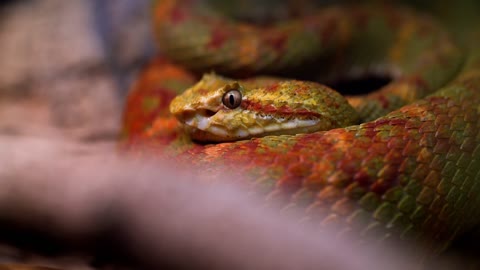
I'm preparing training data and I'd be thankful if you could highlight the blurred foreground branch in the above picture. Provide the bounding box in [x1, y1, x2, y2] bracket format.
[0, 135, 424, 270]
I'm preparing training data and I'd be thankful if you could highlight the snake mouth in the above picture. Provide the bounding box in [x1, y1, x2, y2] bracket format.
[175, 109, 216, 133]
[175, 109, 216, 127]
[176, 109, 231, 142]
[184, 116, 323, 142]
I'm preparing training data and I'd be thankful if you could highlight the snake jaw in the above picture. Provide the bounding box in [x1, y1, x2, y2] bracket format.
[178, 109, 248, 141]
[178, 106, 327, 142]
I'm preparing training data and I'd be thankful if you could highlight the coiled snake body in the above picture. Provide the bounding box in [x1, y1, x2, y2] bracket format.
[123, 0, 480, 257]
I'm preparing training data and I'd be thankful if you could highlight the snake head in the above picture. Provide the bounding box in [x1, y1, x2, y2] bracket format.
[170, 73, 358, 142]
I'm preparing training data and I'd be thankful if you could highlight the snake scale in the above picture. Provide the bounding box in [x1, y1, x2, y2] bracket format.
[122, 0, 480, 259]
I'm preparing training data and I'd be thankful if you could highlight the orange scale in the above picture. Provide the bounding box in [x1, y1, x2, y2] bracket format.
[275, 176, 305, 198]
[352, 136, 373, 149]
[401, 140, 421, 157]
[377, 163, 401, 181]
[429, 155, 447, 172]
[416, 148, 434, 165]
[303, 172, 329, 189]
[367, 142, 389, 155]
[382, 150, 404, 166]
[463, 109, 478, 122]
[419, 133, 435, 148]
[369, 178, 396, 196]
[404, 119, 422, 129]
[460, 137, 477, 151]
[432, 138, 452, 154]
[385, 136, 405, 149]
[287, 162, 314, 179]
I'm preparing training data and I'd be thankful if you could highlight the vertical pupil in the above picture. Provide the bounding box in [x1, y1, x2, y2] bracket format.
[229, 94, 235, 105]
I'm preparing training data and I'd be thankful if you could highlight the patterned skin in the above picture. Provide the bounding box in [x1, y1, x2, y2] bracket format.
[122, 0, 480, 259]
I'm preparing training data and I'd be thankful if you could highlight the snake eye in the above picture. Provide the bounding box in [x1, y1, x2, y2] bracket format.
[222, 89, 242, 109]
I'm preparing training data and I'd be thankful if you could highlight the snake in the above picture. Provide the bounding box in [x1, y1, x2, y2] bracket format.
[122, 0, 480, 260]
